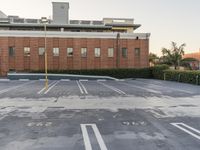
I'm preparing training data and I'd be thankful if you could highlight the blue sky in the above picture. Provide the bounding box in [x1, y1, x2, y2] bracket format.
[1, 0, 200, 55]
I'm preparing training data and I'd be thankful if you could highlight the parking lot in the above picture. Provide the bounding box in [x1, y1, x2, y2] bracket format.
[0, 79, 200, 150]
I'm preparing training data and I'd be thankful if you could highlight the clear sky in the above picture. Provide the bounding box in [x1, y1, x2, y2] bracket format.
[1, 0, 200, 55]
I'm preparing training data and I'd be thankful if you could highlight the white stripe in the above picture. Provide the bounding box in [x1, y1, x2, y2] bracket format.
[0, 81, 35, 94]
[135, 80, 194, 94]
[80, 124, 92, 150]
[81, 124, 108, 150]
[97, 79, 106, 82]
[39, 79, 46, 81]
[37, 81, 56, 94]
[91, 124, 108, 150]
[79, 79, 88, 82]
[44, 81, 60, 94]
[122, 82, 161, 94]
[79, 81, 88, 94]
[76, 81, 84, 94]
[61, 79, 70, 81]
[0, 79, 10, 81]
[19, 79, 30, 81]
[171, 123, 200, 140]
[98, 81, 126, 95]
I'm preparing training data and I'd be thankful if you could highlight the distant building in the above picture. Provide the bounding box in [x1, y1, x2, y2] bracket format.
[0, 2, 150, 76]
[183, 50, 200, 70]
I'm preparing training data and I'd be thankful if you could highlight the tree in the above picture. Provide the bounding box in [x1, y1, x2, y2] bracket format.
[149, 53, 159, 66]
[162, 42, 186, 69]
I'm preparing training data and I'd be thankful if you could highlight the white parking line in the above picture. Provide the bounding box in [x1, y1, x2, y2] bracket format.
[98, 81, 126, 95]
[134, 80, 194, 94]
[76, 81, 84, 94]
[97, 79, 106, 82]
[61, 79, 70, 81]
[37, 81, 56, 94]
[81, 124, 108, 150]
[79, 79, 88, 82]
[79, 81, 88, 94]
[171, 123, 200, 140]
[0, 81, 35, 95]
[19, 79, 30, 81]
[44, 81, 60, 94]
[121, 82, 161, 94]
[0, 79, 10, 82]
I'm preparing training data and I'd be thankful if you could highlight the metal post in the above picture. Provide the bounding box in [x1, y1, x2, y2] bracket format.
[41, 17, 48, 90]
[44, 23, 48, 90]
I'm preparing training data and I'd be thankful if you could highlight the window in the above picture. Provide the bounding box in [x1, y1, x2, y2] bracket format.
[24, 47, 30, 56]
[94, 48, 100, 57]
[108, 48, 114, 57]
[81, 48, 87, 57]
[53, 48, 59, 56]
[67, 48, 73, 57]
[9, 47, 15, 56]
[39, 47, 45, 56]
[135, 48, 140, 57]
[122, 48, 127, 58]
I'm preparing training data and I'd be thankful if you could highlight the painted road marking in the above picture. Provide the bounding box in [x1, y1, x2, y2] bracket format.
[0, 79, 10, 82]
[121, 82, 161, 94]
[44, 81, 60, 94]
[79, 79, 89, 82]
[134, 80, 194, 94]
[61, 79, 70, 81]
[171, 123, 200, 140]
[37, 81, 57, 94]
[0, 81, 35, 95]
[97, 79, 106, 82]
[79, 81, 88, 94]
[81, 124, 108, 150]
[19, 79, 30, 81]
[77, 81, 84, 94]
[97, 81, 126, 95]
[76, 81, 88, 94]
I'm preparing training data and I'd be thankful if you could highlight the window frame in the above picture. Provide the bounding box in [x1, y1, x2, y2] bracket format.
[38, 47, 45, 56]
[9, 46, 15, 56]
[53, 47, 59, 56]
[122, 47, 127, 58]
[67, 47, 73, 57]
[135, 48, 140, 57]
[94, 48, 101, 57]
[24, 47, 30, 57]
[108, 48, 114, 57]
[81, 48, 87, 57]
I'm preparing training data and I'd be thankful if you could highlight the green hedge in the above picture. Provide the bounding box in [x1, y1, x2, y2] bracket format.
[31, 65, 170, 79]
[32, 68, 152, 79]
[151, 65, 169, 80]
[164, 70, 200, 85]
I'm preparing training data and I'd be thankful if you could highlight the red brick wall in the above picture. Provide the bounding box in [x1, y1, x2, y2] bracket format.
[0, 37, 149, 76]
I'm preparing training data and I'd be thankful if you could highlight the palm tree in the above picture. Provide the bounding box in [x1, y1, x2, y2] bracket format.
[149, 53, 159, 66]
[162, 42, 186, 69]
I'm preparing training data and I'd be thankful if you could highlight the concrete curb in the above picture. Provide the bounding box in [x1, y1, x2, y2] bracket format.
[7, 73, 118, 81]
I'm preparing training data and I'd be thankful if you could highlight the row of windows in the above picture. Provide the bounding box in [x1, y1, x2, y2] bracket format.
[9, 47, 140, 57]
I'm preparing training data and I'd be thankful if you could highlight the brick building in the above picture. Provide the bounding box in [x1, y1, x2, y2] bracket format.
[183, 50, 200, 70]
[0, 2, 150, 76]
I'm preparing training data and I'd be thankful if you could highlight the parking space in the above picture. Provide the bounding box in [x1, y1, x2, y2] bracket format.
[0, 79, 200, 149]
[0, 108, 200, 150]
[0, 79, 199, 99]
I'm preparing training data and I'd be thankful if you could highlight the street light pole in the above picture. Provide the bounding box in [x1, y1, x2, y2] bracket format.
[41, 17, 48, 90]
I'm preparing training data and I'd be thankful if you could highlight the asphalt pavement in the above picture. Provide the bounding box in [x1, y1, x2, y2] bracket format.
[0, 79, 200, 150]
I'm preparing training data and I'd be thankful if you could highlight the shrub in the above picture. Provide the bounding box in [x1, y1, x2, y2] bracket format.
[151, 64, 169, 80]
[164, 70, 200, 85]
[31, 68, 152, 79]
